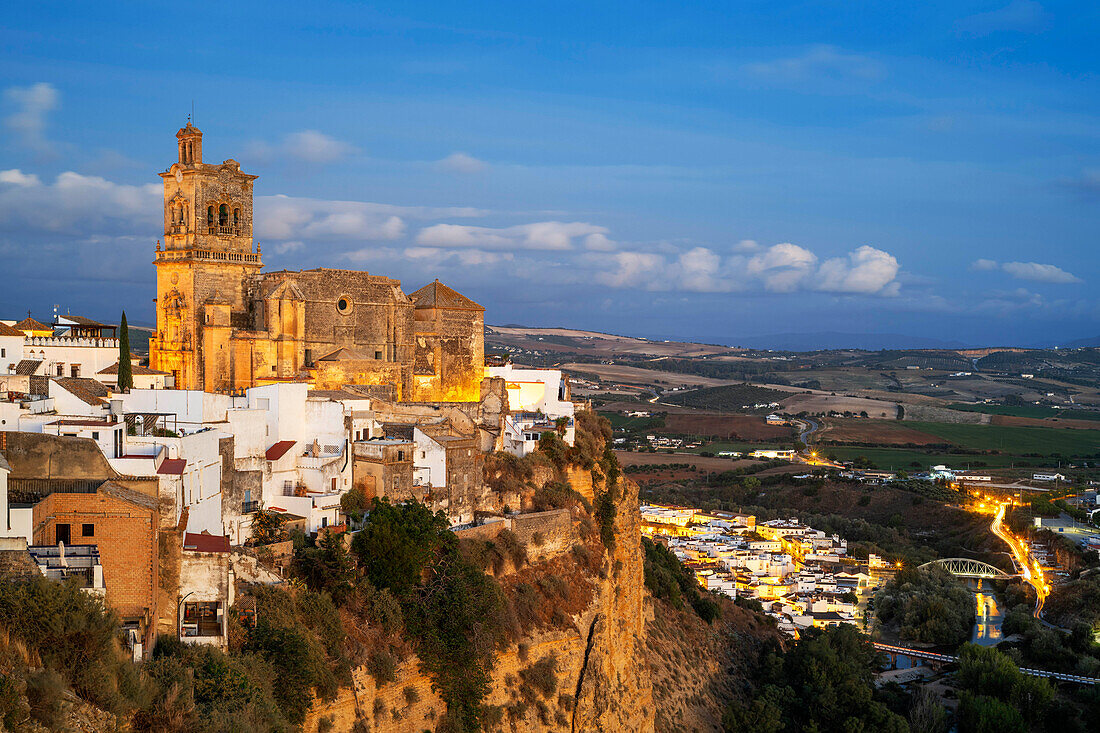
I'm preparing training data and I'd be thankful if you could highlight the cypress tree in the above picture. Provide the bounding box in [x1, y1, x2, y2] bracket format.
[118, 311, 133, 391]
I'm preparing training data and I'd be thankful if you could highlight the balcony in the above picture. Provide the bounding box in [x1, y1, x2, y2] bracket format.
[208, 225, 241, 236]
[242, 500, 260, 514]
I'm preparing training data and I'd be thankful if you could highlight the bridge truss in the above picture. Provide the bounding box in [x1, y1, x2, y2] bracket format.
[918, 558, 1015, 579]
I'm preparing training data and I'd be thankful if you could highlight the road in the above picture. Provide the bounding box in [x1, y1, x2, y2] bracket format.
[989, 502, 1048, 617]
[792, 418, 845, 468]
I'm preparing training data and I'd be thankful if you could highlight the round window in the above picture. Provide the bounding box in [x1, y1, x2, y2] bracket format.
[337, 297, 351, 315]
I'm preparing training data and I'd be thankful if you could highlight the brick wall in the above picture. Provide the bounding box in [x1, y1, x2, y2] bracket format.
[32, 492, 158, 625]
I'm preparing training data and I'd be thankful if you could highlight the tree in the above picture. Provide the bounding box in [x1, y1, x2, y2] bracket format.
[117, 311, 133, 391]
[725, 625, 908, 732]
[250, 509, 287, 546]
[957, 693, 1025, 733]
[351, 498, 448, 598]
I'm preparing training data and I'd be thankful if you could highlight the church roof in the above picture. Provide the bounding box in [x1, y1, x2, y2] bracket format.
[14, 317, 51, 333]
[176, 122, 202, 138]
[409, 280, 484, 312]
[317, 347, 370, 362]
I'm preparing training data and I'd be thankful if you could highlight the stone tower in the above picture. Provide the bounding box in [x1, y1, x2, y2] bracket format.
[149, 121, 262, 392]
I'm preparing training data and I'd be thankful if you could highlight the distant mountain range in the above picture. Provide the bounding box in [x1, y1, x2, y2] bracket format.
[721, 331, 971, 351]
[1062, 335, 1100, 348]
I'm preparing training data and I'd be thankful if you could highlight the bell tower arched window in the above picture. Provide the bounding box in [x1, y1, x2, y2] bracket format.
[207, 206, 215, 226]
[218, 204, 229, 227]
[233, 208, 240, 227]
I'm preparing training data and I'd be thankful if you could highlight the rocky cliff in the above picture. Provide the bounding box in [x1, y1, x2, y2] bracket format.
[303, 462, 654, 732]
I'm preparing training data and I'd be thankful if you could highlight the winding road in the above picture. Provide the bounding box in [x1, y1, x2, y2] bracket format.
[989, 502, 1048, 617]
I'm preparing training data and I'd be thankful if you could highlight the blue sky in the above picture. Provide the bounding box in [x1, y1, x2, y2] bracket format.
[1, 0, 1099, 346]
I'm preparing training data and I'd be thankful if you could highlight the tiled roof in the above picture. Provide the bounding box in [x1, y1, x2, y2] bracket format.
[265, 440, 296, 461]
[183, 531, 230, 553]
[0, 322, 24, 337]
[52, 377, 110, 406]
[14, 317, 51, 332]
[59, 315, 108, 327]
[408, 279, 484, 311]
[317, 347, 369, 361]
[14, 359, 41, 376]
[157, 458, 187, 475]
[97, 361, 169, 376]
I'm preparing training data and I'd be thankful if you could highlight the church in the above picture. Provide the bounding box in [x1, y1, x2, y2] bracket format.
[149, 123, 485, 401]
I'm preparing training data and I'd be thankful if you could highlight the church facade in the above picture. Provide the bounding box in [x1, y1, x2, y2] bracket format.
[149, 123, 484, 401]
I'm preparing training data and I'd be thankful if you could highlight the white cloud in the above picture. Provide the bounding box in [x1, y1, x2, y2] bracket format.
[247, 130, 358, 165]
[742, 45, 885, 86]
[404, 246, 511, 266]
[970, 258, 1000, 271]
[0, 170, 160, 234]
[815, 245, 900, 295]
[969, 258, 1082, 284]
[3, 82, 60, 156]
[255, 195, 484, 242]
[1001, 261, 1081, 284]
[598, 252, 666, 289]
[732, 239, 761, 252]
[437, 152, 487, 174]
[597, 241, 902, 296]
[956, 0, 1050, 36]
[0, 169, 40, 187]
[416, 221, 612, 251]
[746, 243, 818, 293]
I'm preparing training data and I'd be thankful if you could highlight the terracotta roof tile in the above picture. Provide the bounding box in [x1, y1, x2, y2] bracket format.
[52, 377, 110, 406]
[265, 440, 296, 461]
[14, 359, 41, 376]
[183, 531, 230, 553]
[0, 322, 24, 337]
[97, 361, 169, 376]
[14, 317, 51, 332]
[157, 458, 187, 475]
[409, 279, 484, 311]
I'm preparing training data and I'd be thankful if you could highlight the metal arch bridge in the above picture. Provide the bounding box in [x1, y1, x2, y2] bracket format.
[918, 558, 1015, 579]
[874, 644, 1100, 685]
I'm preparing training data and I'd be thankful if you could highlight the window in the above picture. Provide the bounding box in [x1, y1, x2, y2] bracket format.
[374, 350, 383, 360]
[55, 524, 71, 545]
[218, 204, 229, 226]
[82, 523, 94, 537]
[322, 516, 329, 528]
[207, 206, 214, 225]
[336, 297, 352, 315]
[397, 450, 404, 461]
[91, 431, 99, 440]
[331, 477, 338, 492]
[233, 208, 240, 226]
[1, 348, 4, 358]
[56, 364, 64, 376]
[182, 601, 222, 637]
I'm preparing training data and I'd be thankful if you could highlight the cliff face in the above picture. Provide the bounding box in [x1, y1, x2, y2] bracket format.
[303, 474, 654, 733]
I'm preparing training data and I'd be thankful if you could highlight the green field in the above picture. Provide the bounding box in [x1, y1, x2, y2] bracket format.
[600, 411, 666, 432]
[948, 403, 1100, 422]
[906, 421, 1100, 457]
[822, 446, 1050, 470]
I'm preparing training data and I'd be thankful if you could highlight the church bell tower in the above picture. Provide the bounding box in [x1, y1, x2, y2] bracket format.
[149, 121, 262, 392]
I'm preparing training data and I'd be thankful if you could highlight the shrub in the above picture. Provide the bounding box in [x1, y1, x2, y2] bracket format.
[366, 648, 397, 685]
[352, 498, 449, 598]
[520, 655, 558, 699]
